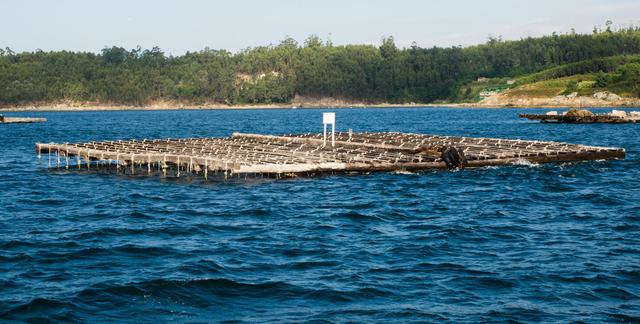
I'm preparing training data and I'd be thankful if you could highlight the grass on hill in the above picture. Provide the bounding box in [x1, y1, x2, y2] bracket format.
[456, 55, 640, 101]
[514, 55, 640, 85]
[456, 78, 515, 102]
[506, 74, 596, 97]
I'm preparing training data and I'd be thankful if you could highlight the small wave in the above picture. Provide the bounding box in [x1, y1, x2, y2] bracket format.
[445, 276, 516, 290]
[114, 244, 177, 257]
[392, 170, 416, 175]
[177, 259, 228, 276]
[108, 278, 294, 296]
[15, 198, 67, 206]
[31, 245, 180, 264]
[71, 226, 207, 240]
[0, 253, 34, 263]
[238, 207, 273, 217]
[607, 313, 640, 322]
[333, 211, 384, 222]
[612, 223, 640, 232]
[417, 262, 495, 276]
[480, 306, 551, 323]
[403, 224, 442, 231]
[510, 159, 540, 167]
[615, 269, 640, 280]
[0, 240, 38, 249]
[73, 278, 355, 305]
[593, 287, 638, 301]
[70, 227, 147, 240]
[1, 298, 78, 322]
[128, 210, 153, 219]
[545, 273, 612, 284]
[287, 260, 339, 270]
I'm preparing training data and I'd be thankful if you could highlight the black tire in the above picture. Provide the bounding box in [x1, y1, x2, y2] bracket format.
[441, 146, 467, 169]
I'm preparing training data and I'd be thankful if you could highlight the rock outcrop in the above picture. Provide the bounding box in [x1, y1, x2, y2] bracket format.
[593, 91, 622, 101]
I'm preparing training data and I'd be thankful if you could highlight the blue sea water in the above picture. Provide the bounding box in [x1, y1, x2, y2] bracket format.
[0, 107, 639, 323]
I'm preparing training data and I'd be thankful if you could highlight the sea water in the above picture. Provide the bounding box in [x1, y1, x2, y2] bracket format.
[1, 108, 639, 322]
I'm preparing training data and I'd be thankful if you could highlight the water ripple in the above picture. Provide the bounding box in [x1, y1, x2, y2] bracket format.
[1, 108, 639, 322]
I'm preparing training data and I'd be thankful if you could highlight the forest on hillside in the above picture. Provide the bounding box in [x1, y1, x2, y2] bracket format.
[1, 25, 640, 106]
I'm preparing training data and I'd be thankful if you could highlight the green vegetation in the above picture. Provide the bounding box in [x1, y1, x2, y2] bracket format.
[1, 26, 640, 106]
[506, 74, 596, 97]
[496, 59, 640, 98]
[612, 63, 640, 96]
[514, 55, 640, 85]
[455, 78, 514, 102]
[457, 54, 640, 100]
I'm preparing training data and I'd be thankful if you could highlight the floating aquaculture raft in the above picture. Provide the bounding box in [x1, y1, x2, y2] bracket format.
[0, 117, 47, 124]
[35, 132, 625, 177]
[519, 113, 640, 123]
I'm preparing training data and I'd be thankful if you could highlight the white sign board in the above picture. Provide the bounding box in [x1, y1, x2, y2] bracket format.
[322, 112, 336, 147]
[323, 112, 335, 124]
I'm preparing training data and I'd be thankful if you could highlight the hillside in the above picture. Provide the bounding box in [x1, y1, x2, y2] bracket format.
[1, 27, 640, 108]
[459, 55, 640, 107]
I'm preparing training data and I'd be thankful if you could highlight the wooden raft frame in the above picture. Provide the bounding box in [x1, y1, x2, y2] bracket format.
[520, 113, 640, 123]
[35, 132, 625, 177]
[0, 117, 47, 124]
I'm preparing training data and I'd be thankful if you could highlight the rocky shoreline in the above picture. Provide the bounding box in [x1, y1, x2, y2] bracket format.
[1, 93, 639, 112]
[475, 91, 640, 108]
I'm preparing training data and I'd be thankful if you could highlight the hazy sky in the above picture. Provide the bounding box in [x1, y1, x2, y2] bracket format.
[2, 0, 639, 54]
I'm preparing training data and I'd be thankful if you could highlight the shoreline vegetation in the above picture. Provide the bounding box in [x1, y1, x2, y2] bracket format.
[2, 94, 640, 112]
[2, 23, 640, 111]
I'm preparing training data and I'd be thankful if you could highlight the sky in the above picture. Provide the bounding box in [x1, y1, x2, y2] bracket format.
[1, 0, 639, 55]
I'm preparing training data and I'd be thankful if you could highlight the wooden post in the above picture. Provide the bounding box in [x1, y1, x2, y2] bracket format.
[323, 123, 327, 146]
[64, 144, 69, 170]
[332, 122, 335, 147]
[162, 154, 167, 176]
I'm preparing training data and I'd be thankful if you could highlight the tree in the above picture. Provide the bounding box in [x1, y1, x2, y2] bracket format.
[304, 35, 323, 49]
[606, 20, 613, 33]
[595, 71, 612, 87]
[379, 36, 398, 60]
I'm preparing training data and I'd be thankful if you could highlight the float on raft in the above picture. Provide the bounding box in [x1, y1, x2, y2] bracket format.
[520, 109, 640, 123]
[35, 132, 625, 178]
